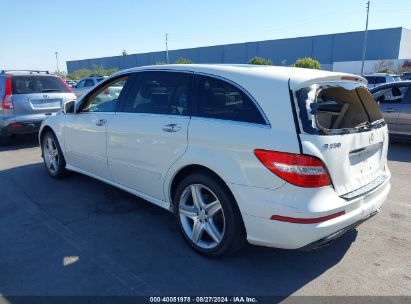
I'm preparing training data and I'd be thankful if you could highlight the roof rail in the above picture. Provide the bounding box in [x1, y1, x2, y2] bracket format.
[0, 70, 50, 74]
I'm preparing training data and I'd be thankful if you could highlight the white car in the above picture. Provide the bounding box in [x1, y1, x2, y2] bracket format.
[39, 65, 391, 256]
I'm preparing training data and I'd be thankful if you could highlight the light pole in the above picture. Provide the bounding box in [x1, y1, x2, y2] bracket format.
[55, 52, 60, 73]
[166, 33, 169, 64]
[360, 1, 370, 75]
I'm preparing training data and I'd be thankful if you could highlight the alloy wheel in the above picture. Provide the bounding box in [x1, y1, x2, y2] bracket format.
[179, 184, 225, 249]
[43, 137, 59, 174]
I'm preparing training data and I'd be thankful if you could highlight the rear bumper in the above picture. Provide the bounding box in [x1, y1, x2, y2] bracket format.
[230, 171, 391, 249]
[0, 118, 42, 135]
[300, 209, 378, 250]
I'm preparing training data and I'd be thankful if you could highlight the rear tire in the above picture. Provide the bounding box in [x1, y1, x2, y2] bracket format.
[174, 171, 246, 257]
[42, 131, 67, 178]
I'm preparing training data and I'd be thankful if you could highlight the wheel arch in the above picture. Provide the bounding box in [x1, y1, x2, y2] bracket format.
[169, 165, 244, 221]
[169, 163, 247, 246]
[39, 125, 55, 156]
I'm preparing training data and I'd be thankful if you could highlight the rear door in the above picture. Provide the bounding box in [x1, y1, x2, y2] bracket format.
[372, 85, 404, 133]
[292, 79, 389, 197]
[11, 75, 74, 119]
[107, 71, 192, 201]
[396, 86, 411, 136]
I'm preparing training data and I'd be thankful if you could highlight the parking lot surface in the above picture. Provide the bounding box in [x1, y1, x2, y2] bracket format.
[0, 135, 410, 297]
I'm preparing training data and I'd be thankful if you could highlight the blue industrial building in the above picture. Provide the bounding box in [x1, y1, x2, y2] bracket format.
[67, 27, 411, 74]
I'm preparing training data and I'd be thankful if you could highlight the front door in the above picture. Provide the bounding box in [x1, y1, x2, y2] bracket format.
[63, 76, 130, 180]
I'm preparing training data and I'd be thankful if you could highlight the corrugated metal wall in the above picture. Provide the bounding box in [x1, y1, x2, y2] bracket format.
[67, 27, 404, 73]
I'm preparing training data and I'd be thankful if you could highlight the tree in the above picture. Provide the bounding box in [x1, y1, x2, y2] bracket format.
[373, 60, 394, 74]
[67, 66, 118, 80]
[248, 56, 272, 65]
[399, 60, 411, 74]
[175, 57, 193, 64]
[54, 70, 67, 79]
[122, 49, 128, 56]
[292, 57, 321, 70]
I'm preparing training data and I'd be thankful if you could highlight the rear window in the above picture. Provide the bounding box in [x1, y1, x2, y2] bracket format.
[295, 83, 384, 135]
[11, 76, 69, 94]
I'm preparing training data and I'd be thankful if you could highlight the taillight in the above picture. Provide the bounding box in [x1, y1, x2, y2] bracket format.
[254, 149, 331, 188]
[59, 77, 74, 93]
[1, 77, 13, 109]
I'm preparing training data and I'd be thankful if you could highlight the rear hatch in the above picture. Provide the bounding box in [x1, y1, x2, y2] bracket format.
[291, 76, 389, 198]
[11, 75, 76, 117]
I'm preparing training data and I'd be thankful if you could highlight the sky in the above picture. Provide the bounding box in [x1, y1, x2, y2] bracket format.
[1, 0, 411, 72]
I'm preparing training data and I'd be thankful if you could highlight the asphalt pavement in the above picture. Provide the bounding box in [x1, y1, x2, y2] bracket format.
[0, 135, 410, 298]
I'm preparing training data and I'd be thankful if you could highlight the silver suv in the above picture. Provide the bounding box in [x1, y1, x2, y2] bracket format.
[0, 70, 77, 143]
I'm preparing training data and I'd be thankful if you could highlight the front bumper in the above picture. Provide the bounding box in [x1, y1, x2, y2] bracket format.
[230, 172, 391, 250]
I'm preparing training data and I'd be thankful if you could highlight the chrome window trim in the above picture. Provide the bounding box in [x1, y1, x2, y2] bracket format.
[190, 116, 271, 129]
[114, 112, 190, 119]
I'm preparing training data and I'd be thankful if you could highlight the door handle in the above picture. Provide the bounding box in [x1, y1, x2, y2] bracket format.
[162, 124, 181, 132]
[95, 119, 107, 126]
[385, 108, 396, 113]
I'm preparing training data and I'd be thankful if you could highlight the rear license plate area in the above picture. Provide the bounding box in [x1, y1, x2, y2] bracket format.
[350, 143, 382, 177]
[30, 98, 62, 109]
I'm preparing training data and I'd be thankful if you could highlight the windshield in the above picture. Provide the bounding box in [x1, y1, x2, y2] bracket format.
[295, 82, 384, 135]
[11, 76, 70, 94]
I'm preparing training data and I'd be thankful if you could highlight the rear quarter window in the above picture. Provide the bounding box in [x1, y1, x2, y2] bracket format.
[195, 75, 265, 124]
[11, 76, 69, 94]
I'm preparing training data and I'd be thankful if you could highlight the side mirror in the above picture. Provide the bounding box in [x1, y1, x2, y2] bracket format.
[63, 100, 76, 114]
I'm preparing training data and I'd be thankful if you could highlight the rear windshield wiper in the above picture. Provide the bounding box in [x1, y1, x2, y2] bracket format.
[42, 89, 63, 92]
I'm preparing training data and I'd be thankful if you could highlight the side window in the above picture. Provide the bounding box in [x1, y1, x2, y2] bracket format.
[76, 80, 85, 88]
[374, 86, 410, 104]
[196, 75, 265, 124]
[122, 71, 191, 116]
[85, 79, 95, 87]
[375, 77, 386, 84]
[80, 77, 128, 113]
[365, 77, 375, 84]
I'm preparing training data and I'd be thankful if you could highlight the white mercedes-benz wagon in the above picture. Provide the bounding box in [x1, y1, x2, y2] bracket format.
[39, 65, 391, 256]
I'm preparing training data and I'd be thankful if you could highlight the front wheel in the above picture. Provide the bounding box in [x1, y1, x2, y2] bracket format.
[174, 172, 245, 257]
[42, 131, 67, 178]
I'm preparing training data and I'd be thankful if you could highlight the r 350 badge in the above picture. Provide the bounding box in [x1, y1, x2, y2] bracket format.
[323, 143, 341, 150]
